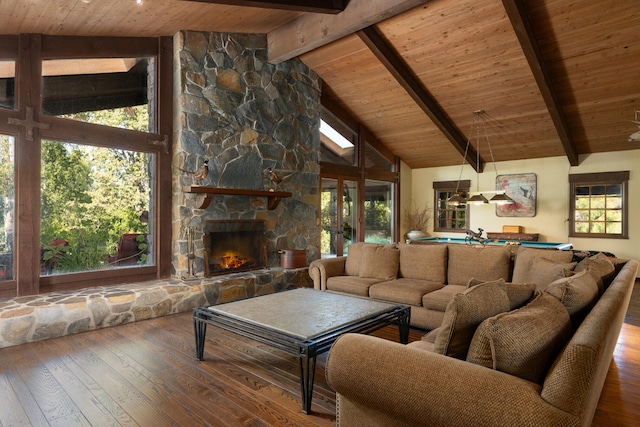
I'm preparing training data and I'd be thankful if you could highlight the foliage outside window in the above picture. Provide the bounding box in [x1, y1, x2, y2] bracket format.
[40, 139, 152, 275]
[0, 136, 14, 281]
[364, 179, 393, 244]
[433, 180, 470, 232]
[569, 172, 629, 238]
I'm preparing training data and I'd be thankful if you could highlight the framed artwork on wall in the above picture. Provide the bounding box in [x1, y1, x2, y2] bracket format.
[496, 173, 537, 217]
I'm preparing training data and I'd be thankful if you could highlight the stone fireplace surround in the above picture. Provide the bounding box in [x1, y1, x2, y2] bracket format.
[0, 30, 320, 347]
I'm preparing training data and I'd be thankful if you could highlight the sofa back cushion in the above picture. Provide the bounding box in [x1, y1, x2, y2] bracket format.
[512, 247, 574, 285]
[398, 243, 447, 283]
[574, 252, 616, 293]
[344, 242, 378, 276]
[433, 282, 511, 360]
[468, 278, 536, 311]
[447, 245, 512, 286]
[359, 245, 400, 280]
[545, 269, 599, 328]
[467, 292, 572, 384]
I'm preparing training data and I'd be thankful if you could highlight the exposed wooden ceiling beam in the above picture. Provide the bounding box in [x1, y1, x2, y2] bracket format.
[357, 25, 481, 172]
[181, 0, 349, 14]
[502, 0, 579, 166]
[267, 0, 431, 64]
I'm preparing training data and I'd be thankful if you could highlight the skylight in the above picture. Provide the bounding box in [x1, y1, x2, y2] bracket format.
[320, 119, 354, 148]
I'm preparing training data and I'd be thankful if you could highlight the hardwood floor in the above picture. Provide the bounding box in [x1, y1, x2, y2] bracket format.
[0, 282, 638, 426]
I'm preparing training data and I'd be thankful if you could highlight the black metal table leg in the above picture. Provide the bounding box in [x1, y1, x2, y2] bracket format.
[298, 342, 318, 414]
[398, 308, 410, 344]
[194, 311, 207, 361]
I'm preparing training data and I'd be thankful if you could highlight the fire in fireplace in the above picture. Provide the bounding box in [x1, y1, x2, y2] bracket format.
[203, 220, 267, 276]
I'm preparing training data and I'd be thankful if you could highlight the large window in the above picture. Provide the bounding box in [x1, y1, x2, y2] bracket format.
[0, 35, 172, 297]
[319, 99, 399, 256]
[433, 180, 470, 232]
[569, 171, 629, 238]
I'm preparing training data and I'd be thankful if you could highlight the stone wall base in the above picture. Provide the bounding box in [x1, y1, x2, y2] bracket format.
[0, 268, 311, 348]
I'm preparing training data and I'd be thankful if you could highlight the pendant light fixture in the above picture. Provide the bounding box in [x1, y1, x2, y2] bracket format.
[447, 110, 514, 206]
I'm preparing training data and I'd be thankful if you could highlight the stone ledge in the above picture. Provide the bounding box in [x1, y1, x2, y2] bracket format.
[0, 267, 311, 348]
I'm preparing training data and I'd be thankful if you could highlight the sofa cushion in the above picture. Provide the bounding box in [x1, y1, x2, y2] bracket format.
[345, 242, 378, 276]
[467, 292, 572, 384]
[326, 276, 382, 297]
[358, 245, 399, 280]
[369, 278, 444, 306]
[422, 285, 467, 311]
[398, 243, 447, 283]
[407, 328, 439, 352]
[574, 252, 616, 293]
[468, 278, 536, 311]
[527, 257, 578, 291]
[447, 245, 512, 286]
[512, 247, 574, 284]
[545, 269, 599, 327]
[433, 282, 511, 360]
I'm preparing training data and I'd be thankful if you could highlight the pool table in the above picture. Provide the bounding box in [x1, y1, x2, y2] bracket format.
[414, 237, 573, 250]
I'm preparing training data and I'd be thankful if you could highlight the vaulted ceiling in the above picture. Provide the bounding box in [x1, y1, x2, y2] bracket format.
[2, 0, 638, 169]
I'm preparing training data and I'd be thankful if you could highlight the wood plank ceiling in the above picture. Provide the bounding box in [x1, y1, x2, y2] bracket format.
[0, 0, 637, 169]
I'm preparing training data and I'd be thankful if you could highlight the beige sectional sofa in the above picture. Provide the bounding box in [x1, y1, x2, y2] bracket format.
[309, 241, 572, 329]
[311, 242, 638, 426]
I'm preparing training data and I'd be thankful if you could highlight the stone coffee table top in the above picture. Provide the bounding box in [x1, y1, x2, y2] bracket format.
[208, 287, 399, 339]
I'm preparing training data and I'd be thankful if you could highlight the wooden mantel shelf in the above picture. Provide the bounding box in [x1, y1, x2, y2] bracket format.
[183, 186, 292, 210]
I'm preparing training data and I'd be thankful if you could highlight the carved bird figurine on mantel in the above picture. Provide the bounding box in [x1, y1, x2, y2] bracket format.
[180, 158, 209, 185]
[266, 166, 295, 191]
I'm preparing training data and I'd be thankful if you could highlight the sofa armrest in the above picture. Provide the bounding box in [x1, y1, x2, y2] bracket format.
[326, 334, 576, 427]
[308, 257, 347, 290]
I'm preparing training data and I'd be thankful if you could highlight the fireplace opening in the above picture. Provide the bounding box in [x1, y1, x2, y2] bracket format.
[203, 220, 266, 276]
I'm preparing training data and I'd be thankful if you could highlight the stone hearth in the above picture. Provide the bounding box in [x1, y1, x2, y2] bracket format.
[0, 268, 310, 348]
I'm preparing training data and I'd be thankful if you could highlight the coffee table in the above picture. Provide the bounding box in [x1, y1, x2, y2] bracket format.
[193, 288, 410, 413]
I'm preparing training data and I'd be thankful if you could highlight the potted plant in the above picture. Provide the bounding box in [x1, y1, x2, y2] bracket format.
[404, 202, 432, 240]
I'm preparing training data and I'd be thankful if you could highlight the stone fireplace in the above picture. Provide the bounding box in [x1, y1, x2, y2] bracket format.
[172, 30, 321, 279]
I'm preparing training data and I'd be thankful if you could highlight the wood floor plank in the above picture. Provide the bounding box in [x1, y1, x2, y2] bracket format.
[65, 330, 210, 427]
[53, 333, 182, 427]
[96, 324, 265, 427]
[0, 348, 50, 426]
[0, 368, 33, 427]
[7, 341, 86, 425]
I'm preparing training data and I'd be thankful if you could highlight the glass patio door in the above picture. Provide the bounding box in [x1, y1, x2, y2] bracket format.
[320, 177, 358, 257]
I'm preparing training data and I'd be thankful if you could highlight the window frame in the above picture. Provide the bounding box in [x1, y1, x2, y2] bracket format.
[0, 34, 173, 297]
[569, 171, 629, 239]
[433, 180, 471, 233]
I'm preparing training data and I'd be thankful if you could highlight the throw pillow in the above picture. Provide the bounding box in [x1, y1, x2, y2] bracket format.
[358, 245, 400, 280]
[512, 247, 574, 284]
[467, 292, 572, 384]
[469, 278, 537, 311]
[574, 252, 616, 293]
[528, 257, 577, 291]
[545, 269, 599, 327]
[433, 282, 511, 360]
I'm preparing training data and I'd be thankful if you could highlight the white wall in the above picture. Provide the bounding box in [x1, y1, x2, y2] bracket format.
[404, 150, 640, 264]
